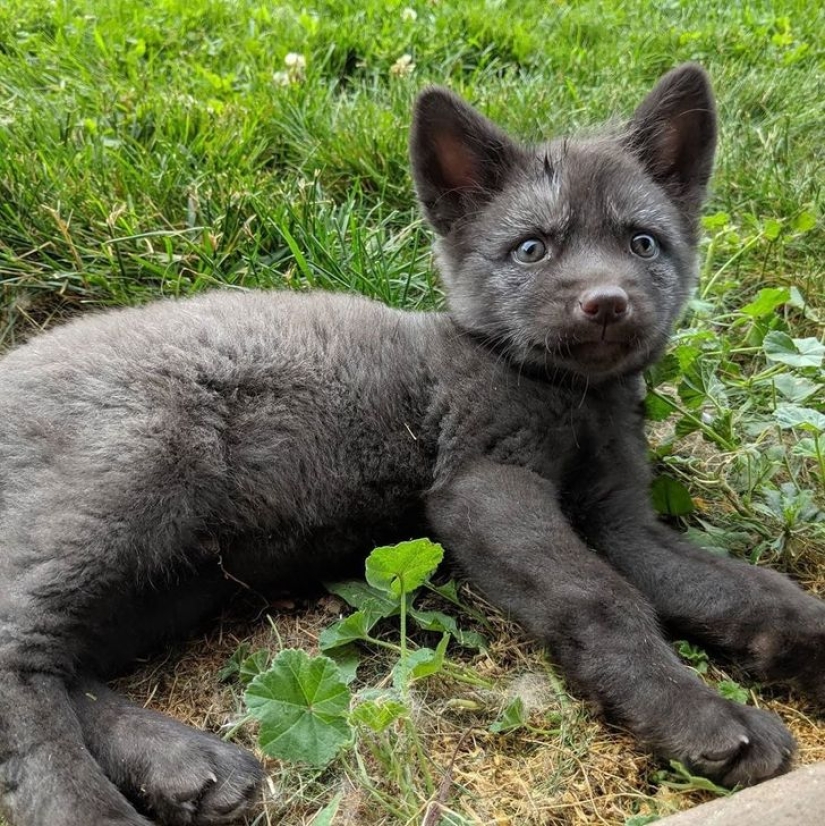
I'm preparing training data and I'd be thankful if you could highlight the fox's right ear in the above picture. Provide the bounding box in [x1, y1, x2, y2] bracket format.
[626, 63, 717, 219]
[410, 88, 523, 235]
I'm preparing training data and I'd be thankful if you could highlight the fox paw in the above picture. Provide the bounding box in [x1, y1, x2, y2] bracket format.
[133, 729, 264, 826]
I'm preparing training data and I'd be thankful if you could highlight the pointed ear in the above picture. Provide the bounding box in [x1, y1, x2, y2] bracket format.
[410, 88, 523, 235]
[626, 63, 717, 218]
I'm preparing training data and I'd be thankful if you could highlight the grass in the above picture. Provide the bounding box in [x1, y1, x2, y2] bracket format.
[0, 0, 823, 824]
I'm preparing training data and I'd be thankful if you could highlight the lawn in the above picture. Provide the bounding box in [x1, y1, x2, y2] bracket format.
[0, 1, 823, 824]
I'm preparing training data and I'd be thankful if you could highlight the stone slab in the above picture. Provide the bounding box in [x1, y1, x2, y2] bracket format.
[656, 763, 825, 826]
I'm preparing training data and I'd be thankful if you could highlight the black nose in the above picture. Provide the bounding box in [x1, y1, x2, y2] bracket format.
[577, 287, 630, 325]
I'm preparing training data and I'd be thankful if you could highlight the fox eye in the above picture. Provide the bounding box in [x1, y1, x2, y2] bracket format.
[630, 233, 659, 259]
[513, 238, 547, 264]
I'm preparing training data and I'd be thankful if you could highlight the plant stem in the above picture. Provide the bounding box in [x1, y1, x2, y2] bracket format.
[814, 433, 825, 488]
[648, 388, 737, 451]
[399, 577, 408, 701]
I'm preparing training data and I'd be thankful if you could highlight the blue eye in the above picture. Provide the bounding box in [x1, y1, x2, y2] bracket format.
[630, 233, 659, 259]
[513, 238, 547, 263]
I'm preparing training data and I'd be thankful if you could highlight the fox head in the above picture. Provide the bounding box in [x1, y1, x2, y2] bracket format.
[411, 64, 717, 381]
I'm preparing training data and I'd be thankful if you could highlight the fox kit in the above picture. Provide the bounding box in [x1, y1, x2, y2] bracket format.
[1, 64, 824, 826]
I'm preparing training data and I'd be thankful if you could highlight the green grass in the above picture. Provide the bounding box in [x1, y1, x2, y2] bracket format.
[1, 0, 822, 341]
[1, 1, 823, 824]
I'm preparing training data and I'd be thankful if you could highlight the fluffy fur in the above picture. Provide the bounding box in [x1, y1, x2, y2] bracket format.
[1, 64, 824, 826]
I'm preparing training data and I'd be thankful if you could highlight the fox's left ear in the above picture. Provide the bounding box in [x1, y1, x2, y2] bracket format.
[410, 87, 524, 235]
[627, 63, 717, 218]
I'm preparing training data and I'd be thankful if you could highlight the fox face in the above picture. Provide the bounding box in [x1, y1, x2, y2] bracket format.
[411, 64, 717, 380]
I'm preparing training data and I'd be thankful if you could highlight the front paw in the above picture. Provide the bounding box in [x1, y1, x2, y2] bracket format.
[134, 731, 264, 826]
[640, 692, 795, 787]
[685, 702, 794, 787]
[748, 611, 825, 708]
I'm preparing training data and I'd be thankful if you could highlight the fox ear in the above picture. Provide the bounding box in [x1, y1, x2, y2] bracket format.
[627, 63, 717, 218]
[410, 88, 523, 235]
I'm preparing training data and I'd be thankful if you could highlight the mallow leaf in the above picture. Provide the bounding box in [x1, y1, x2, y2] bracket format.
[245, 649, 352, 766]
[239, 649, 271, 686]
[408, 607, 486, 649]
[651, 474, 695, 516]
[772, 373, 819, 403]
[317, 609, 381, 651]
[489, 697, 528, 734]
[774, 404, 825, 434]
[392, 634, 450, 689]
[365, 538, 444, 598]
[740, 287, 790, 319]
[325, 645, 361, 685]
[350, 694, 407, 732]
[763, 331, 825, 369]
[324, 579, 399, 618]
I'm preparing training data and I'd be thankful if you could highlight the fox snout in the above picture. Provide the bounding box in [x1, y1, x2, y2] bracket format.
[575, 286, 630, 326]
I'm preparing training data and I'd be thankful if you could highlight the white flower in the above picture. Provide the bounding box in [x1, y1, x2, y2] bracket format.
[401, 7, 417, 21]
[275, 52, 307, 86]
[284, 52, 306, 69]
[390, 54, 415, 77]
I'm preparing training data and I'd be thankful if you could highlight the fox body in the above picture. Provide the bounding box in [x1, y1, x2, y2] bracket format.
[1, 65, 824, 826]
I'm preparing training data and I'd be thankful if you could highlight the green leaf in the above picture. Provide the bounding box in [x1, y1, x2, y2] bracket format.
[682, 525, 732, 557]
[762, 218, 782, 241]
[717, 680, 749, 704]
[673, 415, 700, 439]
[245, 650, 352, 766]
[645, 353, 681, 388]
[662, 761, 733, 795]
[350, 694, 407, 732]
[310, 793, 342, 826]
[788, 337, 825, 367]
[455, 629, 487, 649]
[318, 609, 380, 651]
[739, 287, 790, 318]
[325, 645, 362, 685]
[676, 640, 709, 674]
[645, 392, 677, 422]
[408, 606, 457, 634]
[757, 484, 823, 527]
[324, 579, 399, 618]
[489, 697, 528, 734]
[430, 580, 460, 603]
[651, 475, 695, 516]
[625, 816, 661, 826]
[773, 373, 819, 403]
[408, 607, 486, 649]
[219, 643, 250, 682]
[702, 211, 730, 232]
[774, 404, 825, 433]
[686, 297, 717, 317]
[672, 343, 702, 372]
[792, 210, 816, 234]
[763, 331, 825, 368]
[365, 538, 444, 598]
[792, 438, 820, 459]
[392, 634, 450, 689]
[678, 360, 727, 410]
[239, 649, 272, 686]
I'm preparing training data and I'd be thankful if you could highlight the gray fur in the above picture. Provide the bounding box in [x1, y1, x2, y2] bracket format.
[1, 64, 824, 826]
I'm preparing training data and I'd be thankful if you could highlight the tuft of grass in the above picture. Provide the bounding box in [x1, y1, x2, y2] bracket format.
[1, 1, 823, 824]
